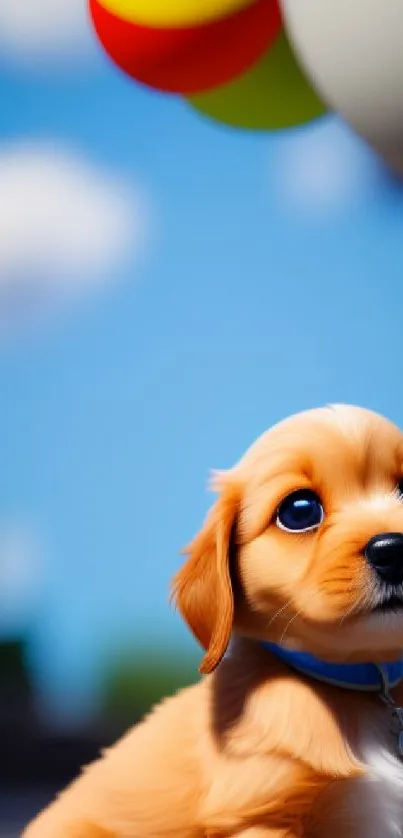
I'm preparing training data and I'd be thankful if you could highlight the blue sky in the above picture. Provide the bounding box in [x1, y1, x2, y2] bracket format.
[1, 6, 403, 723]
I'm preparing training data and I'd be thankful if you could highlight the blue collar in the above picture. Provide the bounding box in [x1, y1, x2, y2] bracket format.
[262, 642, 403, 693]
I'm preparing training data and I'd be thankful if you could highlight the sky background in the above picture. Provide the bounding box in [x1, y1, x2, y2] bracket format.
[1, 0, 403, 725]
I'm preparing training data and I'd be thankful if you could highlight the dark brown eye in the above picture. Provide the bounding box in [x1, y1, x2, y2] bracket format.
[398, 479, 403, 498]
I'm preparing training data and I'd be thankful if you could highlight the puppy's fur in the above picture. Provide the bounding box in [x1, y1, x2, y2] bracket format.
[24, 405, 403, 838]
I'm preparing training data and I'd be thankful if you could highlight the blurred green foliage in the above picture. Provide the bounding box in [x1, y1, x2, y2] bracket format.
[100, 648, 200, 726]
[0, 638, 201, 732]
[0, 637, 32, 694]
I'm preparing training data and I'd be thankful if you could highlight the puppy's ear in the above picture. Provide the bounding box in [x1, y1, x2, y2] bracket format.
[171, 474, 240, 675]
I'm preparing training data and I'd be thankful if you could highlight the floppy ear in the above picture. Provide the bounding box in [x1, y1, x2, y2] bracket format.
[171, 474, 240, 675]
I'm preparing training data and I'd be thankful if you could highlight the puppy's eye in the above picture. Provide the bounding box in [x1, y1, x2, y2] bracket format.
[398, 479, 403, 498]
[276, 489, 324, 533]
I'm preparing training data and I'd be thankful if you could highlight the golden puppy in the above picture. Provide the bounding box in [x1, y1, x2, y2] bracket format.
[24, 405, 403, 838]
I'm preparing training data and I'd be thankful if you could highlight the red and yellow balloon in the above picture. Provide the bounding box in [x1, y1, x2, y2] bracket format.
[89, 0, 327, 130]
[90, 0, 281, 95]
[95, 0, 256, 27]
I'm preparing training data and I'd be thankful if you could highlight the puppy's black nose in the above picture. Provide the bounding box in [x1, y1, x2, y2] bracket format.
[365, 532, 403, 585]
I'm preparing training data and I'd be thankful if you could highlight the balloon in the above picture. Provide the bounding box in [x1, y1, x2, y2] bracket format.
[279, 0, 403, 175]
[97, 0, 254, 28]
[89, 0, 281, 95]
[188, 31, 327, 131]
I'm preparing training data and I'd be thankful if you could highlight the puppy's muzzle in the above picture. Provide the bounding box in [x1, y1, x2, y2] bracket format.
[365, 532, 403, 585]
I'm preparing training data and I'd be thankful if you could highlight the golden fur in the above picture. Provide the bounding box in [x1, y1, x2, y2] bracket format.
[23, 405, 403, 837]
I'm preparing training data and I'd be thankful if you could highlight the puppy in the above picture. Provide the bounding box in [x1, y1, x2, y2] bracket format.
[24, 404, 403, 838]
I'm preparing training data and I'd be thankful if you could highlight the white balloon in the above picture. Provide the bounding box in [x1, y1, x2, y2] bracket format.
[279, 0, 403, 175]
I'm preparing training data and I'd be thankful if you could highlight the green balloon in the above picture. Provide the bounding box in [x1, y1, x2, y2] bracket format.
[187, 30, 327, 131]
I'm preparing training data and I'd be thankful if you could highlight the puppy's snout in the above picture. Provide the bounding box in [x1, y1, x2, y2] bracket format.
[365, 532, 403, 585]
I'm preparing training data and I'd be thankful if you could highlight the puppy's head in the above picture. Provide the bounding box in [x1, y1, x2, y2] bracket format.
[172, 405, 403, 673]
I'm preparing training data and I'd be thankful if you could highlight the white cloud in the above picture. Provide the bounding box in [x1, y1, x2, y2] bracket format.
[0, 525, 44, 633]
[0, 143, 147, 334]
[268, 117, 380, 216]
[0, 0, 94, 68]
